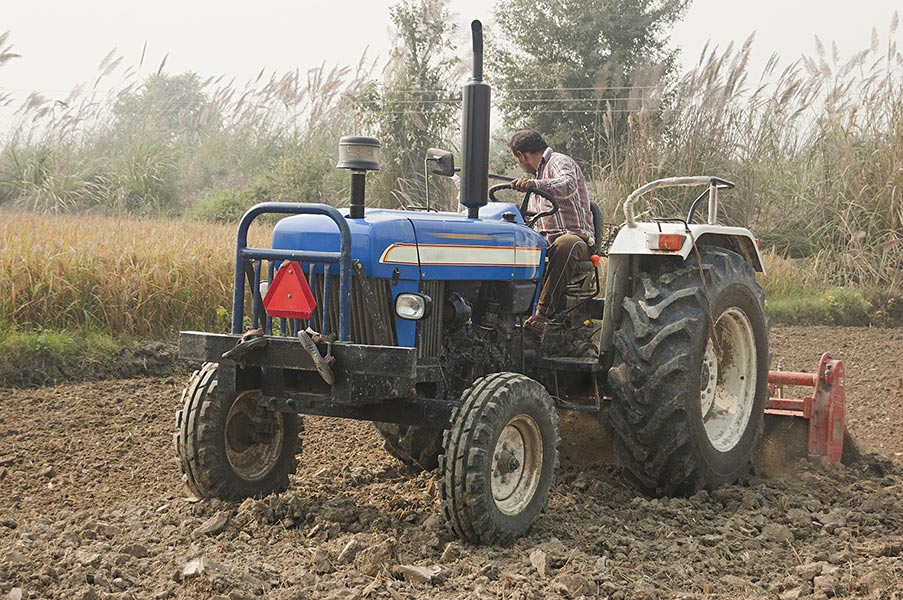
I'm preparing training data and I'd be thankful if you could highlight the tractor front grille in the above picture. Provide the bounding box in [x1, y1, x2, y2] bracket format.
[308, 268, 395, 346]
[258, 261, 449, 352]
[252, 259, 395, 345]
[417, 280, 445, 358]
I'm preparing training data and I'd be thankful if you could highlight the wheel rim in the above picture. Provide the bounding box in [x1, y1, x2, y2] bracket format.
[491, 414, 543, 516]
[700, 307, 757, 452]
[699, 338, 718, 417]
[224, 390, 285, 481]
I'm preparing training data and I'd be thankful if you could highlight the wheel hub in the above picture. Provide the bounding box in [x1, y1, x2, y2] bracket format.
[507, 454, 521, 472]
[492, 414, 543, 516]
[224, 390, 286, 481]
[700, 308, 757, 453]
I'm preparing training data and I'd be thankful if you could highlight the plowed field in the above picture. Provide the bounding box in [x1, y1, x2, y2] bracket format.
[1, 326, 902, 599]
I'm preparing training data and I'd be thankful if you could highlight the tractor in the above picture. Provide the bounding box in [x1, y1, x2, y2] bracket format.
[175, 21, 846, 545]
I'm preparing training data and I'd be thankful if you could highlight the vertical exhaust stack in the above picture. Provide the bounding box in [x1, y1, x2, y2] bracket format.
[336, 136, 381, 219]
[460, 20, 491, 219]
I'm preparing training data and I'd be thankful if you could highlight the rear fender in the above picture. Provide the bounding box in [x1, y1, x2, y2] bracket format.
[607, 223, 764, 272]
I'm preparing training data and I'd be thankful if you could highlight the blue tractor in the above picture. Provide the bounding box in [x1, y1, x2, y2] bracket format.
[176, 21, 770, 544]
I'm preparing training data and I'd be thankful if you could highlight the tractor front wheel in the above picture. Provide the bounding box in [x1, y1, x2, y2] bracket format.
[175, 363, 301, 499]
[439, 373, 559, 545]
[608, 247, 769, 497]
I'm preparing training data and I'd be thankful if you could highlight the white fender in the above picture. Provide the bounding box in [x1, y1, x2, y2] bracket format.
[608, 222, 765, 273]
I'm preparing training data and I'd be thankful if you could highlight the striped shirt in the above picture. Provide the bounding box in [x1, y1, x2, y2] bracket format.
[528, 147, 594, 247]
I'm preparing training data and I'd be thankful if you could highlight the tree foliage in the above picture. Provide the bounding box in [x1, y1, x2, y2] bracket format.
[356, 0, 462, 209]
[489, 0, 690, 165]
[112, 72, 214, 136]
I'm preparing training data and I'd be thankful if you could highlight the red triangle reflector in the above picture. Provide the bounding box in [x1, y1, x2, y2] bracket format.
[263, 261, 317, 320]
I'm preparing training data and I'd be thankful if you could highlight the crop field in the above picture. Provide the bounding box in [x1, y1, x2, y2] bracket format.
[0, 213, 275, 338]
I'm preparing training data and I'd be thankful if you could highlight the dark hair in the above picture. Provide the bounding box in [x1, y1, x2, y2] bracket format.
[508, 130, 548, 154]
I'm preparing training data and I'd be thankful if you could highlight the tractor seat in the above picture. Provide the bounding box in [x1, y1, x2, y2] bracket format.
[574, 258, 596, 273]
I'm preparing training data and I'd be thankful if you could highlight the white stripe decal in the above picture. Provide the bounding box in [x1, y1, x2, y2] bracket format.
[379, 243, 542, 267]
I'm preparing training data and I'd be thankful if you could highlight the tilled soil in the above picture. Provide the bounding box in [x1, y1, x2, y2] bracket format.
[1, 326, 902, 600]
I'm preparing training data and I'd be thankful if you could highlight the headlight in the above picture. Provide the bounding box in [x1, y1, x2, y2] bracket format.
[395, 293, 432, 320]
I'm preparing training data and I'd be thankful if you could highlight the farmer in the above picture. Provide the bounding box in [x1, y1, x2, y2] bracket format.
[509, 129, 594, 333]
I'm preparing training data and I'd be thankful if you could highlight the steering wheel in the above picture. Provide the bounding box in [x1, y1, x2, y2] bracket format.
[488, 183, 560, 229]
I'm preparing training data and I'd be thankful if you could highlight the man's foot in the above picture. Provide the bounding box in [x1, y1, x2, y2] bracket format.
[524, 314, 549, 334]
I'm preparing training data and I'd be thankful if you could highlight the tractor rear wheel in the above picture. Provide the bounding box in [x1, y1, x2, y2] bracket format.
[608, 247, 768, 497]
[373, 422, 443, 471]
[175, 362, 301, 499]
[439, 373, 559, 545]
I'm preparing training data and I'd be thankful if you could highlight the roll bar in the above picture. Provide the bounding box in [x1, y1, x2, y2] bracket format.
[623, 176, 735, 228]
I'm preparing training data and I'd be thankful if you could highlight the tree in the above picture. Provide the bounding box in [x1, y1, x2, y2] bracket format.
[489, 0, 690, 166]
[105, 73, 216, 214]
[356, 0, 462, 209]
[112, 72, 214, 136]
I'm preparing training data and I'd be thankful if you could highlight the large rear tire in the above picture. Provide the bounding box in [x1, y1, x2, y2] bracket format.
[373, 422, 443, 471]
[439, 373, 559, 545]
[607, 247, 768, 497]
[175, 363, 301, 499]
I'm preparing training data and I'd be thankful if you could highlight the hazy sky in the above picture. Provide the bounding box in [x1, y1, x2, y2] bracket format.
[1, 0, 900, 132]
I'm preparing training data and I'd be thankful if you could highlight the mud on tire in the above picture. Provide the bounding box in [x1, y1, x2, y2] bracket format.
[373, 422, 443, 471]
[607, 246, 769, 497]
[439, 372, 559, 545]
[175, 362, 301, 499]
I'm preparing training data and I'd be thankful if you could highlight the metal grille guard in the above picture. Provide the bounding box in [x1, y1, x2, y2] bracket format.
[231, 203, 353, 341]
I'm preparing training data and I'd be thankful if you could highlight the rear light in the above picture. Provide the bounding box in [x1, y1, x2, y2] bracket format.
[262, 261, 317, 320]
[645, 232, 685, 251]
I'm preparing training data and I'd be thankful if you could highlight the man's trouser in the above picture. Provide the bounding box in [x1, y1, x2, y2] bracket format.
[536, 233, 590, 318]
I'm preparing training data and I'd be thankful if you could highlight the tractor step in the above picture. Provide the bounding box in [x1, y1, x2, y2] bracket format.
[541, 356, 604, 373]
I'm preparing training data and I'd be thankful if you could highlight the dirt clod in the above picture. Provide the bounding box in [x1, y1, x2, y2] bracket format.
[193, 512, 230, 538]
[529, 548, 548, 578]
[396, 564, 440, 584]
[354, 537, 397, 577]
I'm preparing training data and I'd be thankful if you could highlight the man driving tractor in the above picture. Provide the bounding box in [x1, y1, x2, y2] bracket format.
[509, 129, 595, 333]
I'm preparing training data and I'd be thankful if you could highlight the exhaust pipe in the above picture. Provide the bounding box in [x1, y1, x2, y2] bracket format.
[459, 20, 491, 219]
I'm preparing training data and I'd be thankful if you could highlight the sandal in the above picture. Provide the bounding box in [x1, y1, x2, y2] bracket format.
[524, 314, 549, 334]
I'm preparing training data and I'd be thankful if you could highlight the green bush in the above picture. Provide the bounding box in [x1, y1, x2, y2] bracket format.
[766, 288, 872, 326]
[865, 290, 903, 327]
[192, 187, 253, 223]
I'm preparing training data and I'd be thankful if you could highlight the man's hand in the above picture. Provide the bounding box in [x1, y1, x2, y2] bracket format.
[511, 177, 535, 192]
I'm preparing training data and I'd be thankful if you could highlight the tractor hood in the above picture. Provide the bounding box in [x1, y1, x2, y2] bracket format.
[271, 203, 546, 281]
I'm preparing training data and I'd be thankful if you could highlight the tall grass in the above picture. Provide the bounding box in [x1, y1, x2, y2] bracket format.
[0, 43, 374, 217]
[1, 211, 894, 340]
[598, 18, 903, 289]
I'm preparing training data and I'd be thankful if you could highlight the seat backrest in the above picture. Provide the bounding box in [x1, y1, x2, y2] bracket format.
[588, 202, 604, 254]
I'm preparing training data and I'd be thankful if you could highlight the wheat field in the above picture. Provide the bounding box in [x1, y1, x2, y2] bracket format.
[0, 213, 276, 337]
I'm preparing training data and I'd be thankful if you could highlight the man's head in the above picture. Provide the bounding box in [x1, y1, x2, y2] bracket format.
[508, 129, 548, 174]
